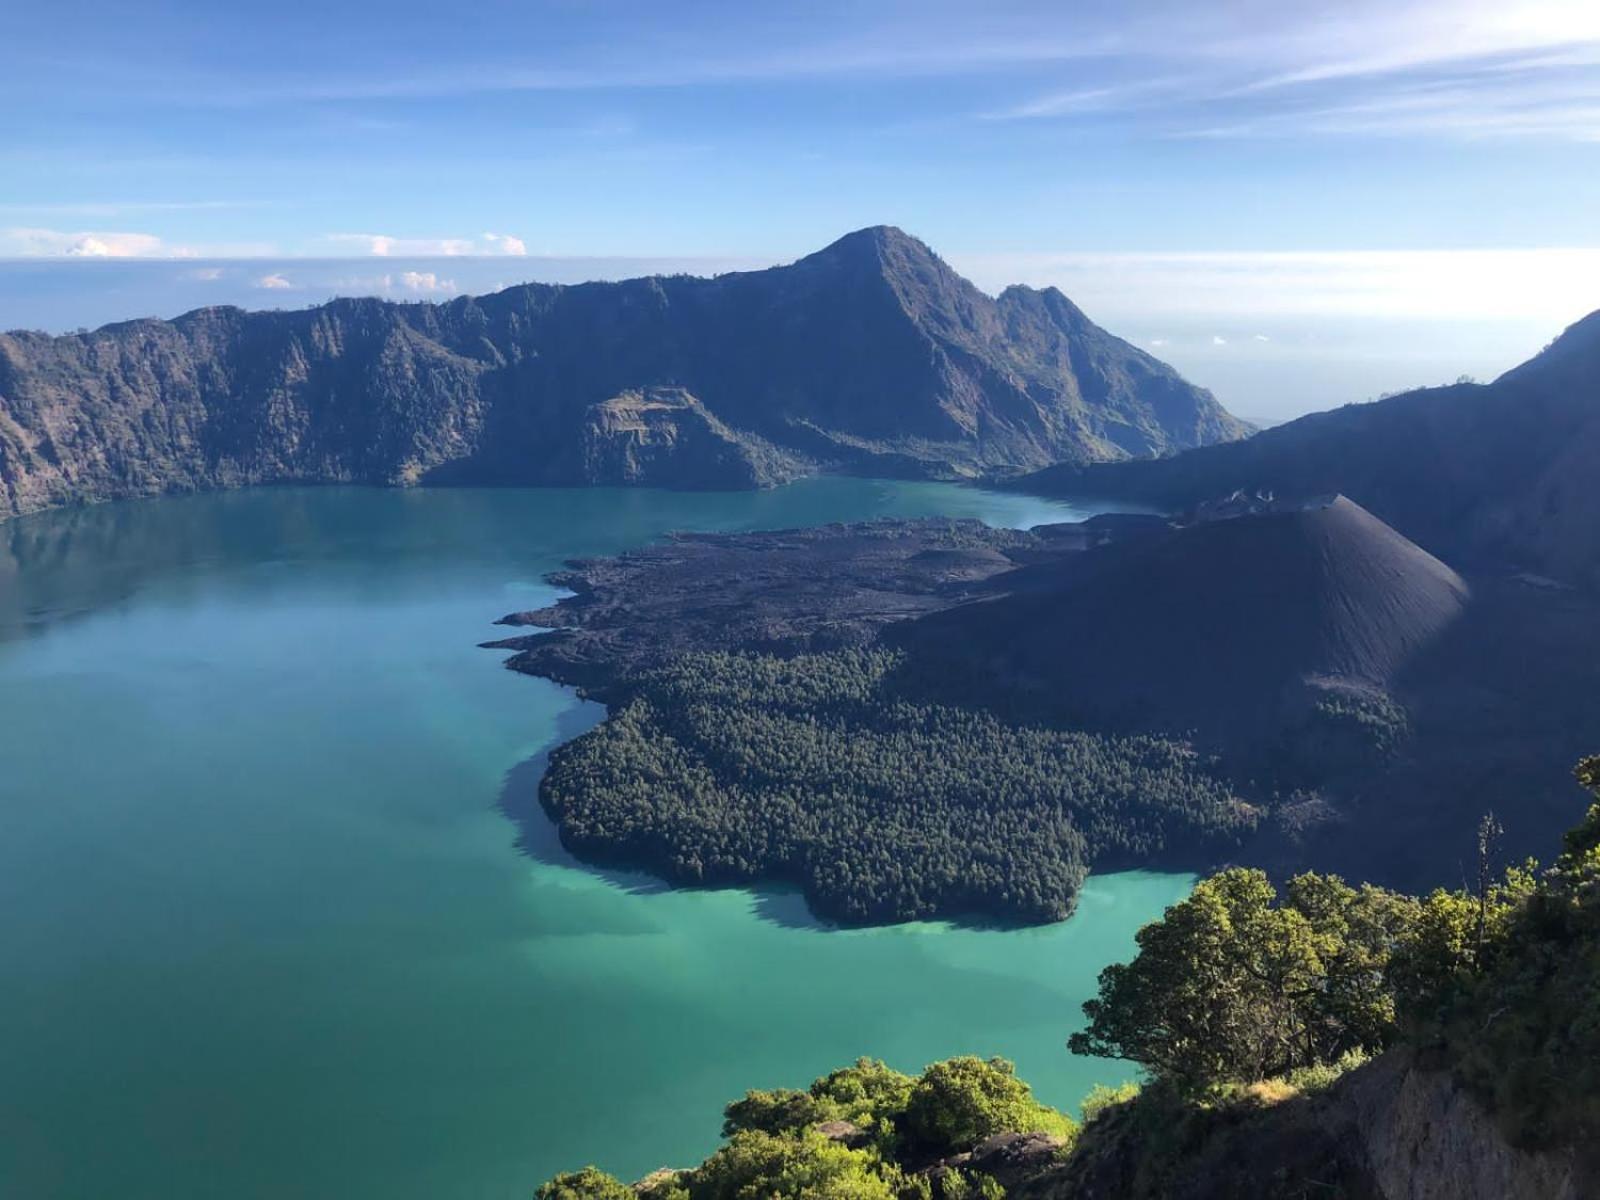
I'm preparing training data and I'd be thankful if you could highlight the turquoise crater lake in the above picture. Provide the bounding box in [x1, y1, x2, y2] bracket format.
[0, 480, 1192, 1200]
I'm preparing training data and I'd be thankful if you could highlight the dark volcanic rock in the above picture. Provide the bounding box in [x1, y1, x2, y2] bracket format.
[964, 1132, 1072, 1190]
[0, 226, 1246, 519]
[486, 517, 1062, 699]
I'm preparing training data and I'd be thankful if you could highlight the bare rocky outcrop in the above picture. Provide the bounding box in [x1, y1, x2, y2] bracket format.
[963, 1131, 1072, 1190]
[1020, 1051, 1591, 1200]
[563, 387, 810, 489]
[1347, 1053, 1585, 1200]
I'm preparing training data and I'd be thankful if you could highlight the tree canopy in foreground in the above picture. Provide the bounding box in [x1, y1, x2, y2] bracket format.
[536, 1056, 1075, 1200]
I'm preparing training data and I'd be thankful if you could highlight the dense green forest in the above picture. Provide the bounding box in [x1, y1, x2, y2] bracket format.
[534, 757, 1599, 1198]
[540, 649, 1256, 924]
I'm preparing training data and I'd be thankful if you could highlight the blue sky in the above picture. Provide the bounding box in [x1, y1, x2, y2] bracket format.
[4, 0, 1599, 417]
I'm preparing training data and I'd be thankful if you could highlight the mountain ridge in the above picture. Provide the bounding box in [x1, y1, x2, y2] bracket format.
[1016, 307, 1600, 589]
[0, 226, 1246, 520]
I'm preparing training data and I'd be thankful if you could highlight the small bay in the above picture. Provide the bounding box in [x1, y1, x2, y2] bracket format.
[0, 481, 1192, 1199]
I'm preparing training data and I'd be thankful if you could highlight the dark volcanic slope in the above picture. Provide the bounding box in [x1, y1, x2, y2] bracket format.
[487, 517, 1059, 698]
[1017, 309, 1600, 589]
[0, 227, 1246, 520]
[894, 496, 1470, 741]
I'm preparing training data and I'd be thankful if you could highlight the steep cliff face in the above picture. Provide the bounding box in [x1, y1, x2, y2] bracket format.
[1348, 1055, 1585, 1200]
[1025, 1052, 1590, 1200]
[553, 387, 808, 489]
[0, 227, 1246, 519]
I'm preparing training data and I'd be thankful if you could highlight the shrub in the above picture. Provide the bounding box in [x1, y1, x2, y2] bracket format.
[689, 1130, 898, 1200]
[536, 1166, 635, 1200]
[1078, 1081, 1141, 1124]
[722, 1088, 822, 1137]
[902, 1056, 1076, 1157]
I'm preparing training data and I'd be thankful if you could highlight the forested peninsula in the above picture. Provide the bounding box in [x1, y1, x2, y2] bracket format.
[487, 514, 1254, 925]
[489, 496, 1600, 926]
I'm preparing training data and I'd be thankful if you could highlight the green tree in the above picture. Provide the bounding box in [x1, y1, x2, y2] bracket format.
[809, 1058, 915, 1128]
[1071, 868, 1424, 1092]
[722, 1088, 820, 1137]
[690, 1130, 898, 1200]
[722, 1058, 915, 1143]
[1560, 755, 1600, 862]
[1286, 873, 1420, 1062]
[1078, 1081, 1140, 1124]
[1071, 870, 1311, 1090]
[1386, 886, 1479, 1023]
[901, 1056, 1075, 1157]
[536, 1166, 635, 1200]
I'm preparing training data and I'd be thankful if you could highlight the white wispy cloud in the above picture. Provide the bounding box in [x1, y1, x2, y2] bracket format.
[1227, 0, 1600, 91]
[989, 0, 1600, 142]
[1212, 335, 1228, 346]
[0, 227, 284, 258]
[255, 273, 293, 289]
[984, 76, 1194, 121]
[180, 25, 1122, 106]
[183, 267, 225, 281]
[988, 84, 1150, 121]
[324, 232, 528, 257]
[1178, 69, 1600, 140]
[2, 227, 172, 257]
[482, 232, 527, 256]
[329, 271, 460, 296]
[400, 270, 455, 292]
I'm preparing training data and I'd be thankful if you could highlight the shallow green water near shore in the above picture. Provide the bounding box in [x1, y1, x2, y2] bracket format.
[0, 481, 1192, 1199]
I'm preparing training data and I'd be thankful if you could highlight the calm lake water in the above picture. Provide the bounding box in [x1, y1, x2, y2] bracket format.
[0, 480, 1192, 1200]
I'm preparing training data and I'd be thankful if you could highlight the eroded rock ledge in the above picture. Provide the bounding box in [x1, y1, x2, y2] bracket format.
[1020, 1051, 1591, 1200]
